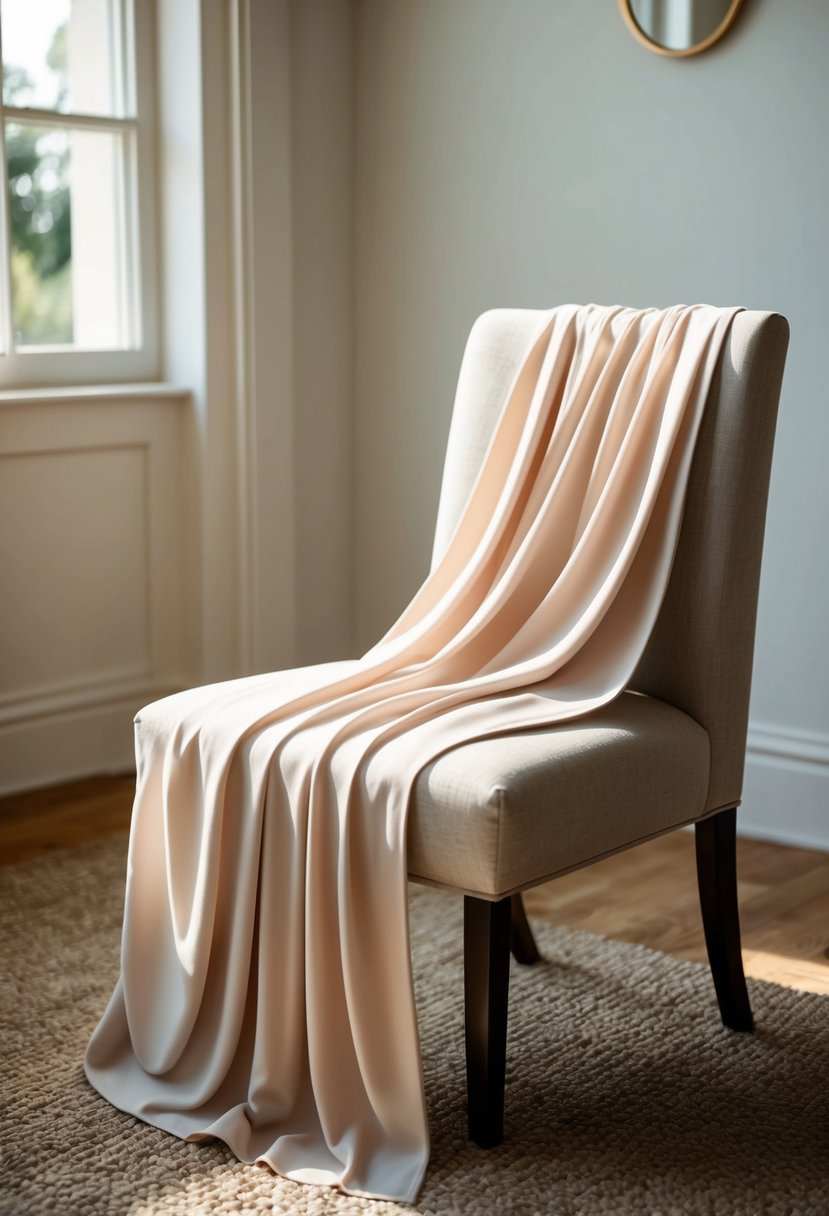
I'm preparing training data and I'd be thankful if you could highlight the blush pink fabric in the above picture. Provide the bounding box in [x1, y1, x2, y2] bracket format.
[85, 304, 740, 1201]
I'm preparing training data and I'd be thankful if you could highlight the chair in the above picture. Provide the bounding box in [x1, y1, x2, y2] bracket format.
[404, 308, 789, 1148]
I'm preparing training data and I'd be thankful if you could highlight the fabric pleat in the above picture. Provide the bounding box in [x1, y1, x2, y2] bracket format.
[85, 304, 740, 1202]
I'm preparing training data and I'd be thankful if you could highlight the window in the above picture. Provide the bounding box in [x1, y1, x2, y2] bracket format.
[0, 0, 156, 386]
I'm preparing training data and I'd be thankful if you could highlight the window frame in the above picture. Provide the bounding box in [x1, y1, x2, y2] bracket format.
[0, 0, 158, 388]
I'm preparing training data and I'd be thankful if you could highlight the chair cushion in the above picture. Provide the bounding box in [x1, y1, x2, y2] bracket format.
[407, 692, 710, 898]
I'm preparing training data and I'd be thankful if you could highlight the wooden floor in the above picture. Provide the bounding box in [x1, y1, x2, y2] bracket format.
[2, 775, 828, 995]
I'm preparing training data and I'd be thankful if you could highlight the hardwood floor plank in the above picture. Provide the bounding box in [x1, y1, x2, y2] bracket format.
[0, 774, 134, 866]
[738, 865, 829, 935]
[735, 836, 827, 884]
[740, 950, 829, 996]
[525, 831, 829, 995]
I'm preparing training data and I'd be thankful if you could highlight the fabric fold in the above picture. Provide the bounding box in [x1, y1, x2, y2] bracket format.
[85, 303, 739, 1202]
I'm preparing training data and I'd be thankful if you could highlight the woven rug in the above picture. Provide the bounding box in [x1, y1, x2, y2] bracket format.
[1, 834, 827, 1215]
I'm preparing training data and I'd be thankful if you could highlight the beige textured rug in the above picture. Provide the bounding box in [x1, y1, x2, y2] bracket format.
[1, 834, 828, 1215]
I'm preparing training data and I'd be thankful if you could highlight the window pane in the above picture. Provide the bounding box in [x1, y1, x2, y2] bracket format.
[1, 0, 127, 117]
[7, 123, 129, 349]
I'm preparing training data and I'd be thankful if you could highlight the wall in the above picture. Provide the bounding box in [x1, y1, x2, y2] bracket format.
[0, 386, 187, 792]
[290, 0, 354, 663]
[157, 0, 240, 687]
[224, 0, 355, 671]
[352, 0, 829, 847]
[0, 0, 356, 795]
[0, 0, 185, 795]
[0, 0, 238, 797]
[220, 0, 354, 675]
[5, 0, 826, 849]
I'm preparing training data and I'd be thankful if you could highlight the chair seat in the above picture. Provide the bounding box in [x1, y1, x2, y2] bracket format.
[407, 691, 711, 898]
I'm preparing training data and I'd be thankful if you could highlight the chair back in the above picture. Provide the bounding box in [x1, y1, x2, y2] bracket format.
[432, 308, 789, 814]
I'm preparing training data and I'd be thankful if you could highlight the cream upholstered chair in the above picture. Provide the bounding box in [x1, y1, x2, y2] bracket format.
[405, 308, 789, 1148]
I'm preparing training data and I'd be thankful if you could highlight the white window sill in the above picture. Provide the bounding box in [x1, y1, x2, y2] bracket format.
[0, 383, 191, 408]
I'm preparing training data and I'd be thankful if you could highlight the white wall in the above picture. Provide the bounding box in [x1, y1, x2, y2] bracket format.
[0, 385, 187, 792]
[220, 0, 354, 675]
[0, 0, 245, 797]
[157, 0, 239, 687]
[0, 0, 357, 795]
[225, 0, 355, 671]
[0, 0, 187, 795]
[352, 0, 829, 848]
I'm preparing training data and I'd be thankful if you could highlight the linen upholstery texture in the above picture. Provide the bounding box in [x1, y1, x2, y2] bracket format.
[408, 309, 788, 898]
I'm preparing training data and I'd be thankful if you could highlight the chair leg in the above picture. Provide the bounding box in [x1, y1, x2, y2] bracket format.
[464, 895, 512, 1147]
[695, 808, 754, 1032]
[510, 893, 541, 964]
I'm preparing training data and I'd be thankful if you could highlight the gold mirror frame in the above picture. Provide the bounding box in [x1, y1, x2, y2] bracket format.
[619, 0, 744, 58]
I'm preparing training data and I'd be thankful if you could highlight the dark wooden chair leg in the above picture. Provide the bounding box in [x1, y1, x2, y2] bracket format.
[510, 893, 541, 964]
[695, 807, 754, 1032]
[464, 895, 512, 1147]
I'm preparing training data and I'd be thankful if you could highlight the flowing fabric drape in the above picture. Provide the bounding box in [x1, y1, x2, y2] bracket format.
[86, 304, 739, 1202]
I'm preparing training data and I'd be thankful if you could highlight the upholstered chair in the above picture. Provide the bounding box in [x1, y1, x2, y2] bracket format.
[404, 309, 789, 1147]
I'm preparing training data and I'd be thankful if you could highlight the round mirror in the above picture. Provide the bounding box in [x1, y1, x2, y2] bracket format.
[620, 0, 743, 58]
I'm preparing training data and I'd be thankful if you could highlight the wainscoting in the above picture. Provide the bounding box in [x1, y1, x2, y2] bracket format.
[0, 386, 189, 794]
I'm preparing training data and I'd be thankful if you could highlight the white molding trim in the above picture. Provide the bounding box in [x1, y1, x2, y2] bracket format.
[0, 438, 148, 460]
[0, 383, 190, 408]
[740, 720, 829, 853]
[746, 720, 829, 769]
[0, 674, 174, 726]
[0, 0, 161, 390]
[0, 682, 182, 798]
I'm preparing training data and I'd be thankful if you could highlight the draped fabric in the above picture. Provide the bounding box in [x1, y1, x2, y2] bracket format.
[85, 304, 739, 1202]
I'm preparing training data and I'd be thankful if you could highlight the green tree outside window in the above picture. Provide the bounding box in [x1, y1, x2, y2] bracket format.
[6, 21, 73, 345]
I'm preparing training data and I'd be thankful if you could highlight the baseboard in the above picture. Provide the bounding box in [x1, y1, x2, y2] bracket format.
[739, 722, 829, 853]
[0, 684, 180, 798]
